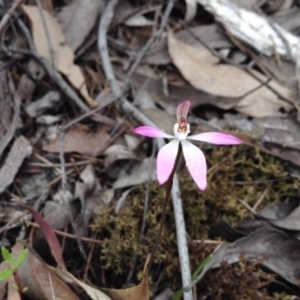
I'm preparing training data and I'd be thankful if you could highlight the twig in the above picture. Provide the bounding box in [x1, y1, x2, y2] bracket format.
[17, 18, 36, 52]
[60, 95, 118, 131]
[0, 0, 23, 38]
[252, 186, 269, 211]
[98, 2, 193, 299]
[124, 0, 175, 87]
[237, 198, 256, 215]
[59, 128, 67, 191]
[25, 220, 103, 244]
[9, 47, 90, 111]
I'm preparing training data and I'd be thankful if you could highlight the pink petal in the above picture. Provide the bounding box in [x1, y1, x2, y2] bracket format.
[177, 100, 190, 121]
[188, 132, 243, 145]
[132, 126, 174, 138]
[157, 139, 180, 185]
[181, 140, 207, 190]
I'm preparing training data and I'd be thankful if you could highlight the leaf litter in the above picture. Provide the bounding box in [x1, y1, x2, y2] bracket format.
[1, 0, 300, 299]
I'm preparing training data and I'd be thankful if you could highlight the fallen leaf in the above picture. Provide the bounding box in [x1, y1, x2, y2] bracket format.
[256, 202, 298, 220]
[18, 248, 79, 300]
[113, 0, 155, 26]
[210, 113, 300, 166]
[185, 0, 197, 22]
[26, 91, 60, 117]
[113, 158, 156, 189]
[21, 5, 97, 107]
[168, 30, 293, 117]
[33, 201, 74, 251]
[195, 227, 300, 286]
[101, 255, 150, 300]
[17, 60, 45, 103]
[104, 144, 138, 168]
[43, 124, 110, 156]
[15, 201, 65, 269]
[144, 24, 232, 65]
[141, 108, 175, 134]
[115, 66, 247, 112]
[75, 165, 103, 236]
[0, 136, 32, 194]
[269, 206, 300, 231]
[57, 0, 103, 51]
[50, 267, 112, 300]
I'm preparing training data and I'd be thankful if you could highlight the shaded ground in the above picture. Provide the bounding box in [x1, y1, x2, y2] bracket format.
[1, 0, 300, 299]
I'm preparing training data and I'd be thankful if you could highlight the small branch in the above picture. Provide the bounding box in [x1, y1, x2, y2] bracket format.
[0, 0, 23, 38]
[124, 0, 175, 87]
[7, 47, 90, 112]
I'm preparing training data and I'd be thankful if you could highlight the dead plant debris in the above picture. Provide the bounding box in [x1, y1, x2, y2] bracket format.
[1, 1, 300, 299]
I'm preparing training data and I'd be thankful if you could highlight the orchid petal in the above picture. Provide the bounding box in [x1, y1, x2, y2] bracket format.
[176, 100, 190, 121]
[181, 140, 207, 190]
[157, 139, 180, 185]
[132, 126, 174, 138]
[188, 132, 243, 145]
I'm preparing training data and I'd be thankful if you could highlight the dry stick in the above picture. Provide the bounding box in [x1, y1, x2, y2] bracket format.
[98, 2, 193, 300]
[7, 52, 90, 112]
[25, 220, 103, 244]
[0, 0, 23, 37]
[124, 0, 176, 87]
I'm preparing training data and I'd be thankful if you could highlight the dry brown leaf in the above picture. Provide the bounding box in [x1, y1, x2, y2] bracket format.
[144, 24, 232, 65]
[57, 0, 103, 51]
[50, 267, 112, 300]
[101, 256, 150, 300]
[43, 124, 109, 156]
[21, 5, 97, 107]
[27, 0, 54, 14]
[168, 30, 293, 117]
[17, 246, 79, 300]
[0, 136, 32, 194]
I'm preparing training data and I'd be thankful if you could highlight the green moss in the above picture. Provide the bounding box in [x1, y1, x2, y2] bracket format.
[90, 145, 300, 295]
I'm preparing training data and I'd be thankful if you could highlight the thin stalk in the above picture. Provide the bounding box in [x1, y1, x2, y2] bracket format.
[148, 143, 182, 270]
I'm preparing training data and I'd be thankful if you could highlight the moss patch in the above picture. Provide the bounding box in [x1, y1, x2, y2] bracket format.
[91, 145, 300, 296]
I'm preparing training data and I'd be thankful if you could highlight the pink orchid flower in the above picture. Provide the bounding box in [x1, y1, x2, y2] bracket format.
[132, 100, 242, 190]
